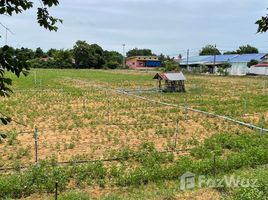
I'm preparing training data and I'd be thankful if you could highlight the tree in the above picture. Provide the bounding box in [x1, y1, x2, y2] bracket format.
[35, 47, 45, 58]
[256, 10, 268, 33]
[126, 48, 154, 57]
[163, 60, 179, 72]
[0, 0, 62, 124]
[73, 41, 91, 68]
[103, 51, 123, 64]
[15, 47, 35, 61]
[73, 41, 105, 69]
[218, 62, 231, 76]
[47, 48, 57, 57]
[223, 51, 237, 55]
[247, 59, 259, 68]
[236, 45, 259, 54]
[53, 49, 73, 68]
[199, 45, 221, 56]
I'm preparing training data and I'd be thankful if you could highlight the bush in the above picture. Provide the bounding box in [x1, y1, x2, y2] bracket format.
[105, 61, 121, 69]
[59, 190, 91, 200]
[163, 61, 180, 72]
[231, 188, 265, 200]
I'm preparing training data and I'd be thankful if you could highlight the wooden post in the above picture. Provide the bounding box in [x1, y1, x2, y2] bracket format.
[55, 181, 58, 200]
[34, 127, 38, 163]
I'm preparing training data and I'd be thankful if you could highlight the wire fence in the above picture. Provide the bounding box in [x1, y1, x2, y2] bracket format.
[1, 84, 267, 173]
[0, 117, 189, 172]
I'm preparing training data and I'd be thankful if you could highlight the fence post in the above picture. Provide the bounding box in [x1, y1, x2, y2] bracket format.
[243, 98, 247, 115]
[213, 154, 216, 179]
[34, 127, 38, 163]
[174, 119, 179, 150]
[107, 97, 110, 123]
[55, 181, 58, 200]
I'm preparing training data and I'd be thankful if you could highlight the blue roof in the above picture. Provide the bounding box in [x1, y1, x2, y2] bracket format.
[180, 53, 267, 65]
[205, 54, 238, 63]
[229, 53, 267, 62]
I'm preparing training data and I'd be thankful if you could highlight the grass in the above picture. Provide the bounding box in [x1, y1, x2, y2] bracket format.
[0, 69, 267, 199]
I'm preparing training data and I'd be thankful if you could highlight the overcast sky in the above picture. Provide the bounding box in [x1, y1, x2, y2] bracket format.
[1, 0, 268, 57]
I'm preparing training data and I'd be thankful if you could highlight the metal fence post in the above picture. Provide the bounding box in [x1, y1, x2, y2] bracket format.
[174, 119, 179, 150]
[55, 181, 58, 200]
[34, 127, 38, 163]
[213, 154, 216, 179]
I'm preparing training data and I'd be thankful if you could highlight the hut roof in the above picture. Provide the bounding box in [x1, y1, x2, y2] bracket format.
[153, 72, 186, 81]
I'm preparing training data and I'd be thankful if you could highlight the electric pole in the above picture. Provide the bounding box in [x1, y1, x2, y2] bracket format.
[122, 44, 126, 69]
[186, 49, 189, 71]
[213, 44, 217, 73]
[0, 22, 14, 45]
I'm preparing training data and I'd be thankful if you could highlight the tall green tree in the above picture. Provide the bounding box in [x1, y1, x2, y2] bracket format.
[53, 49, 73, 68]
[0, 0, 62, 124]
[35, 47, 45, 58]
[199, 45, 221, 56]
[73, 41, 105, 68]
[73, 40, 92, 68]
[236, 45, 259, 54]
[126, 48, 154, 57]
[103, 50, 123, 64]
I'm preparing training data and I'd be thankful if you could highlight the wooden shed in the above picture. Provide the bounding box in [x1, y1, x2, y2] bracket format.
[153, 72, 186, 92]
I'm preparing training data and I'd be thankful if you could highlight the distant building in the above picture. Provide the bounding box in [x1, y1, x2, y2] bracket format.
[248, 55, 268, 75]
[126, 56, 161, 69]
[153, 72, 186, 92]
[180, 53, 268, 75]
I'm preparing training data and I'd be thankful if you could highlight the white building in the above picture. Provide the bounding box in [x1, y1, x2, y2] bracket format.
[180, 53, 268, 76]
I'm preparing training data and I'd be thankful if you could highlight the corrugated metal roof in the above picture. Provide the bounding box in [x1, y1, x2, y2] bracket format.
[180, 53, 268, 65]
[230, 53, 267, 62]
[255, 62, 268, 67]
[154, 72, 186, 81]
[180, 56, 211, 65]
[205, 54, 238, 62]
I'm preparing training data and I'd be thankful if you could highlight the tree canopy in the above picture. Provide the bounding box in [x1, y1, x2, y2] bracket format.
[256, 10, 268, 33]
[223, 45, 259, 55]
[126, 48, 155, 57]
[0, 0, 62, 124]
[236, 45, 259, 54]
[199, 45, 221, 56]
[73, 41, 105, 69]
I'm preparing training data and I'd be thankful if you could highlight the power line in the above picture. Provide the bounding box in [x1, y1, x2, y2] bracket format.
[0, 22, 14, 45]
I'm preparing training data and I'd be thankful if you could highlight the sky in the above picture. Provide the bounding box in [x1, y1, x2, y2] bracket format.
[0, 0, 268, 57]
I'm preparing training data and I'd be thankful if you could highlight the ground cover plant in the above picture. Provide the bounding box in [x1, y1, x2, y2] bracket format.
[0, 69, 267, 199]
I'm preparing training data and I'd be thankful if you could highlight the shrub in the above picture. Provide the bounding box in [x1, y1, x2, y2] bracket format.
[59, 190, 91, 200]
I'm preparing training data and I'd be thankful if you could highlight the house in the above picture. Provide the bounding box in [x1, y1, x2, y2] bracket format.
[126, 56, 161, 69]
[153, 72, 186, 92]
[248, 62, 268, 75]
[180, 53, 268, 75]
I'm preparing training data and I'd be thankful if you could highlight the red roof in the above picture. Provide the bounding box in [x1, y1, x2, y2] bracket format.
[255, 62, 268, 67]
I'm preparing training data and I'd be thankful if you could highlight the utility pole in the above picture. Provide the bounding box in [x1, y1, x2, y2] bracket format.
[186, 49, 189, 71]
[122, 44, 126, 69]
[213, 44, 217, 73]
[0, 22, 14, 45]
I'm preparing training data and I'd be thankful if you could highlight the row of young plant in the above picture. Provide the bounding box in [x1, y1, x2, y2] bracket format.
[0, 131, 267, 199]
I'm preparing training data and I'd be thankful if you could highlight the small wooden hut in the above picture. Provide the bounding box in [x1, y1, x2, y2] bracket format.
[153, 72, 186, 92]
